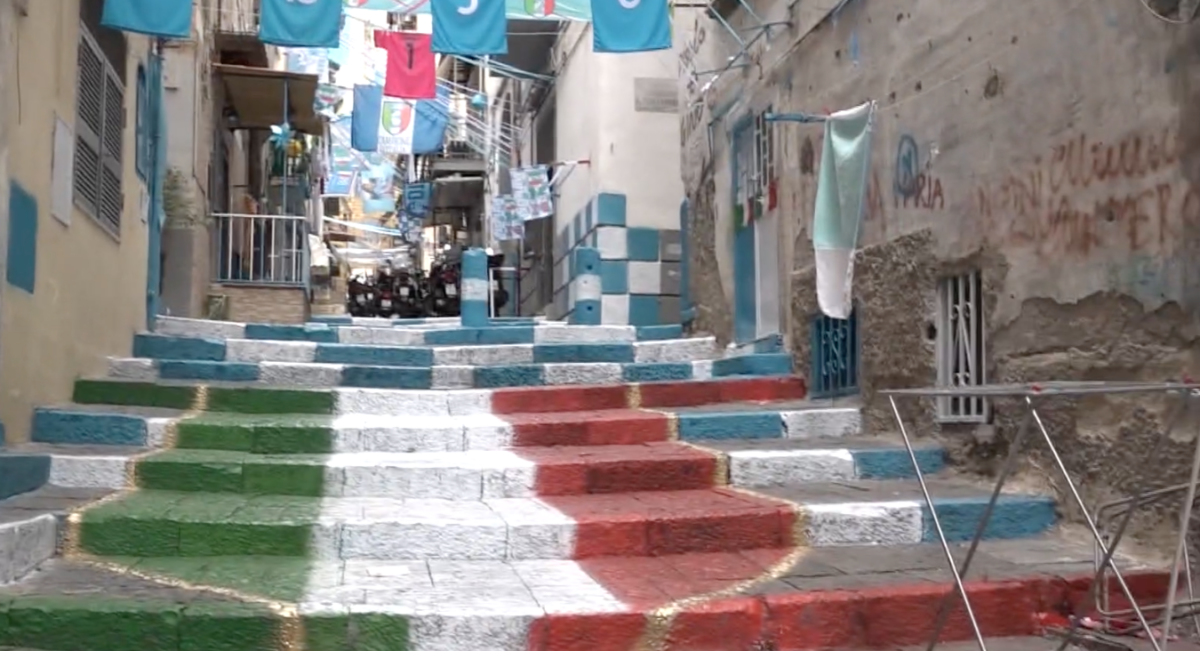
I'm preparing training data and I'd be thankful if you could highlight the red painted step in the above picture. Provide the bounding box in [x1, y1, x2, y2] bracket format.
[490, 376, 806, 415]
[520, 442, 720, 495]
[505, 409, 672, 447]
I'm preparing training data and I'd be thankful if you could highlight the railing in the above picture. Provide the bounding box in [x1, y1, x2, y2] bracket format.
[488, 266, 520, 317]
[809, 309, 860, 399]
[212, 213, 308, 286]
[214, 0, 260, 35]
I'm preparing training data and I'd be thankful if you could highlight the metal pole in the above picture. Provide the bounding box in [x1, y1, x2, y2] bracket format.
[281, 78, 289, 217]
[1160, 391, 1200, 646]
[481, 55, 493, 248]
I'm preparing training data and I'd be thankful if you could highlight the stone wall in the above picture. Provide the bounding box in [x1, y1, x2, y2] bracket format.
[212, 285, 308, 325]
[682, 0, 1200, 548]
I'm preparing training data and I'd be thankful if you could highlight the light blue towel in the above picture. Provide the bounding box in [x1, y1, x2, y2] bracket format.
[812, 101, 875, 319]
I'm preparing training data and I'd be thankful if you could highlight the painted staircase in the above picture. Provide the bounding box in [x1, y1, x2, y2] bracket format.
[0, 315, 1172, 651]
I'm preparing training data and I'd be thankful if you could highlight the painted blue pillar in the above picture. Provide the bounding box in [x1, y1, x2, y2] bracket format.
[570, 247, 602, 325]
[461, 248, 490, 328]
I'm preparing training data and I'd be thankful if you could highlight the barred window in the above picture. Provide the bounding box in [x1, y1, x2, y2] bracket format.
[73, 24, 125, 234]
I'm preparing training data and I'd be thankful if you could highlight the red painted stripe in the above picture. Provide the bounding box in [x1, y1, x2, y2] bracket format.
[522, 443, 719, 495]
[491, 385, 628, 414]
[505, 409, 671, 447]
[638, 377, 806, 408]
[527, 569, 1174, 651]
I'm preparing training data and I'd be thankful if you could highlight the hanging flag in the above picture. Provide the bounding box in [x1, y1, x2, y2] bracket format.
[101, 0, 192, 38]
[403, 182, 433, 219]
[361, 153, 397, 213]
[491, 195, 523, 241]
[431, 0, 508, 55]
[351, 85, 384, 151]
[813, 101, 875, 320]
[510, 165, 553, 219]
[324, 142, 359, 196]
[591, 0, 670, 53]
[411, 83, 453, 154]
[374, 31, 437, 99]
[260, 0, 343, 48]
[377, 99, 417, 155]
[523, 0, 555, 17]
[313, 83, 344, 117]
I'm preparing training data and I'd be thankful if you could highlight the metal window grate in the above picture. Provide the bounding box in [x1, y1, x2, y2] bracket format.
[810, 309, 860, 399]
[936, 271, 989, 421]
[73, 24, 125, 235]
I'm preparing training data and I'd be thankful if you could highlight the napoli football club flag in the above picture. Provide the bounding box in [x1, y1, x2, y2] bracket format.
[431, 0, 508, 56]
[592, 0, 671, 53]
[374, 31, 438, 99]
[260, 0, 343, 48]
[101, 0, 192, 38]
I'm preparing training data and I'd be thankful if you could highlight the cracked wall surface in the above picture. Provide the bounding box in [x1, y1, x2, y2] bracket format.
[681, 0, 1200, 551]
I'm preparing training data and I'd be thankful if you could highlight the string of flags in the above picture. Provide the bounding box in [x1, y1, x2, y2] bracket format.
[101, 0, 673, 54]
[490, 164, 555, 242]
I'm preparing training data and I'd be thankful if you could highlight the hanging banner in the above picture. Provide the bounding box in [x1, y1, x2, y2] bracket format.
[285, 49, 331, 80]
[351, 84, 384, 151]
[314, 83, 344, 118]
[260, 0, 343, 48]
[411, 83, 452, 154]
[510, 165, 553, 220]
[324, 143, 359, 196]
[378, 99, 417, 156]
[591, 0, 671, 53]
[341, 0, 590, 20]
[403, 182, 432, 219]
[360, 153, 397, 213]
[101, 0, 192, 38]
[431, 0, 509, 55]
[491, 195, 524, 241]
[374, 31, 437, 99]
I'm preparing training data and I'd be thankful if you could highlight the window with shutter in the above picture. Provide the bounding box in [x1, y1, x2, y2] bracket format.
[73, 24, 126, 236]
[136, 65, 148, 181]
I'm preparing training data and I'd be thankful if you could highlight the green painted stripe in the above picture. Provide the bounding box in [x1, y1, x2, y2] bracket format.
[72, 380, 336, 415]
[79, 491, 322, 558]
[135, 450, 328, 497]
[0, 594, 410, 651]
[176, 414, 336, 454]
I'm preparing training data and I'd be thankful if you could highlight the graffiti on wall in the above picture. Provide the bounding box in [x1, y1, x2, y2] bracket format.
[975, 126, 1199, 258]
[678, 19, 708, 153]
[892, 134, 945, 211]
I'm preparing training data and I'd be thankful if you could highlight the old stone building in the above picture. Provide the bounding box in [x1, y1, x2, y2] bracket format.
[681, 0, 1200, 537]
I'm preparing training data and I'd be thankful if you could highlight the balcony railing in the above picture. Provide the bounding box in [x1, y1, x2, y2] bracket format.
[212, 212, 309, 286]
[215, 0, 260, 35]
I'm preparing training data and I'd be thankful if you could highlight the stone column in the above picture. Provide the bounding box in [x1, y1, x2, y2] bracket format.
[460, 248, 490, 328]
[570, 247, 601, 325]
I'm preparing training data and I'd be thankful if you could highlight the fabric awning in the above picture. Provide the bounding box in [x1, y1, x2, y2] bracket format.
[214, 64, 323, 135]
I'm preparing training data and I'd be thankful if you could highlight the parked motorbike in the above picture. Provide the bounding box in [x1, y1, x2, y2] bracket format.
[375, 264, 398, 317]
[392, 268, 425, 318]
[425, 245, 462, 317]
[346, 275, 376, 317]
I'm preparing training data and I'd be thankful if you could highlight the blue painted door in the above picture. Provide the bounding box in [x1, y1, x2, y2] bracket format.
[144, 50, 166, 330]
[731, 119, 756, 344]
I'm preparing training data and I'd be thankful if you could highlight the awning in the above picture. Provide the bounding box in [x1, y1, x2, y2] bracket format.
[214, 64, 323, 135]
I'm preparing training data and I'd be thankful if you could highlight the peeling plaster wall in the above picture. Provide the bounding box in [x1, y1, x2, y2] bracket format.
[682, 0, 1200, 547]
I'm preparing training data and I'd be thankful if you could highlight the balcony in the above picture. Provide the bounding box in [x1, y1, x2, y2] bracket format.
[213, 0, 269, 68]
[212, 212, 309, 287]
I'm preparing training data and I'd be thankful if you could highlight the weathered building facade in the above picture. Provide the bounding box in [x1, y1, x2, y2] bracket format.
[683, 0, 1200, 536]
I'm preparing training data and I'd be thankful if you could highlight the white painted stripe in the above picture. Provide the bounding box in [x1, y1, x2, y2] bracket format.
[145, 417, 175, 448]
[154, 316, 246, 340]
[727, 449, 856, 487]
[691, 359, 714, 380]
[432, 344, 535, 366]
[225, 339, 318, 363]
[781, 408, 862, 439]
[108, 357, 157, 381]
[430, 366, 475, 389]
[801, 500, 924, 546]
[461, 278, 491, 302]
[323, 450, 536, 499]
[633, 337, 717, 363]
[346, 317, 396, 328]
[573, 273, 602, 302]
[336, 326, 427, 346]
[49, 454, 130, 489]
[0, 515, 59, 584]
[333, 388, 495, 418]
[257, 362, 345, 387]
[543, 363, 623, 385]
[532, 324, 636, 343]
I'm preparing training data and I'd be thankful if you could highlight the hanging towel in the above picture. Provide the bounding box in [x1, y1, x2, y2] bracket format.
[812, 101, 875, 320]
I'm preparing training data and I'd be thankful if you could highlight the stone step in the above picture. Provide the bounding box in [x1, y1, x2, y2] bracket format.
[0, 536, 1169, 651]
[32, 401, 853, 452]
[132, 333, 719, 366]
[71, 480, 1055, 560]
[105, 353, 792, 390]
[65, 376, 808, 418]
[20, 437, 946, 499]
[155, 315, 684, 346]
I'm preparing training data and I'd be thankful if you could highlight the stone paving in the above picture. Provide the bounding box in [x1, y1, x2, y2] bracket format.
[0, 316, 1175, 650]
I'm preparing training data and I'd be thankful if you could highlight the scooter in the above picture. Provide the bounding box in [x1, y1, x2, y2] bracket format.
[347, 275, 376, 317]
[393, 268, 425, 318]
[425, 245, 462, 317]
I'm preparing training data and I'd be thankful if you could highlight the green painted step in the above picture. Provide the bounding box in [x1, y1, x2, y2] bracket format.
[78, 491, 323, 558]
[174, 414, 337, 454]
[135, 450, 330, 497]
[0, 594, 409, 651]
[72, 380, 335, 415]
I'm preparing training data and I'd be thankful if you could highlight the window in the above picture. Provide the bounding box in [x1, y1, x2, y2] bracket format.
[73, 19, 126, 234]
[135, 65, 149, 181]
[936, 271, 989, 422]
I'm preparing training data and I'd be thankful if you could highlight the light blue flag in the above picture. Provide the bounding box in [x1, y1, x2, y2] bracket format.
[812, 101, 875, 319]
[591, 0, 670, 53]
[260, 0, 343, 48]
[411, 83, 452, 154]
[431, 0, 508, 55]
[351, 85, 384, 152]
[102, 0, 192, 38]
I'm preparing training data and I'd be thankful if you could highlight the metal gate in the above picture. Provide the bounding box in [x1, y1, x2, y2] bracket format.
[810, 309, 860, 398]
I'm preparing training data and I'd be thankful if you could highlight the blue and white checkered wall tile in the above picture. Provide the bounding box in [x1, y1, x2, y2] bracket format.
[552, 192, 684, 326]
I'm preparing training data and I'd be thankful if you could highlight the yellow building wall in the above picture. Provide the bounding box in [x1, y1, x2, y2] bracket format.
[1, 2, 151, 444]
